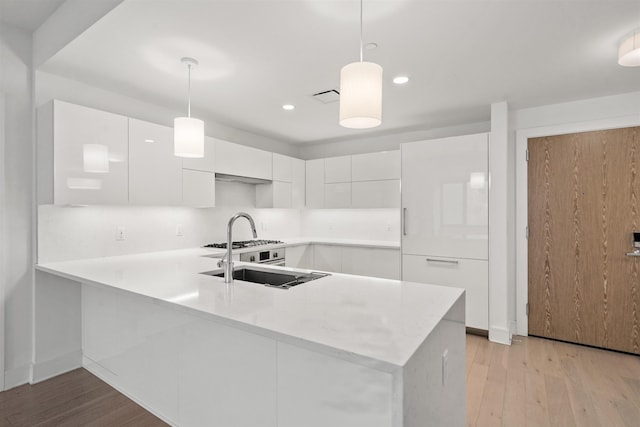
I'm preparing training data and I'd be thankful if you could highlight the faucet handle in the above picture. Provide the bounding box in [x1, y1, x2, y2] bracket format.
[217, 258, 224, 268]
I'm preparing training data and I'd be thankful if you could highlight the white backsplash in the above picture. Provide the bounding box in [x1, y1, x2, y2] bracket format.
[38, 185, 400, 263]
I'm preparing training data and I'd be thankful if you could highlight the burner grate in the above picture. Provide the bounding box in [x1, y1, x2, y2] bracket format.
[204, 239, 283, 249]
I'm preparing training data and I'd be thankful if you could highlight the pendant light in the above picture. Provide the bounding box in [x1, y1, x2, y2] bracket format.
[339, 0, 382, 129]
[619, 30, 640, 67]
[174, 57, 204, 158]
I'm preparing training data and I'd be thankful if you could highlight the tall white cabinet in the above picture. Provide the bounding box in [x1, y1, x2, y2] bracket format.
[401, 133, 489, 330]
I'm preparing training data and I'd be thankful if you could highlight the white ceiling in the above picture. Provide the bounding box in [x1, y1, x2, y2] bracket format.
[39, 0, 640, 144]
[0, 0, 65, 31]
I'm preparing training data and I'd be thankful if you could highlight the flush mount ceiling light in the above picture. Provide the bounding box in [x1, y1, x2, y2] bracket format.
[174, 57, 204, 158]
[339, 0, 382, 129]
[619, 30, 640, 66]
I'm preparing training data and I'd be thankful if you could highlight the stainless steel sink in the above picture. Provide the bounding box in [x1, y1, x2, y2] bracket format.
[201, 266, 329, 289]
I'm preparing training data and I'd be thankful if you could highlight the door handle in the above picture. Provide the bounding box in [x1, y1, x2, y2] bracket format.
[403, 208, 407, 236]
[426, 258, 459, 265]
[626, 251, 640, 257]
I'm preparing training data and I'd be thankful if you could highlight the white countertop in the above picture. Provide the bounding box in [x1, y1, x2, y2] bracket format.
[37, 247, 462, 370]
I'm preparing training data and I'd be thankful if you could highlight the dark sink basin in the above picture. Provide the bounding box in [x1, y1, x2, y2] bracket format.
[201, 266, 329, 289]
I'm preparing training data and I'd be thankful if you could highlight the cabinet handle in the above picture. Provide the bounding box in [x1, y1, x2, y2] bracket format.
[403, 208, 407, 236]
[426, 258, 459, 265]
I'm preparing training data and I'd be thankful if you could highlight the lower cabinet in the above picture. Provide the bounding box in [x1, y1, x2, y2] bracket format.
[402, 255, 488, 330]
[286, 244, 401, 280]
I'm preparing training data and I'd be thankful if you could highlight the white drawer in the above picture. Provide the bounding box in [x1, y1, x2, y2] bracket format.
[402, 255, 488, 330]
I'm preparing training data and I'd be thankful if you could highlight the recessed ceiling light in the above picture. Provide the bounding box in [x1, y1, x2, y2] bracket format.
[282, 104, 295, 110]
[365, 43, 378, 50]
[145, 139, 155, 143]
[393, 76, 409, 85]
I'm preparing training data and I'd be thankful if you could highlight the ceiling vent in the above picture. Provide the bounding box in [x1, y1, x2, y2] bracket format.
[311, 89, 340, 104]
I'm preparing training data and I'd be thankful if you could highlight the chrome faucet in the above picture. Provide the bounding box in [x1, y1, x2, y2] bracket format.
[217, 212, 258, 283]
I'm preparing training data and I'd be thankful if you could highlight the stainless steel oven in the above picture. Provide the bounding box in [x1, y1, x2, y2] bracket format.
[239, 248, 285, 266]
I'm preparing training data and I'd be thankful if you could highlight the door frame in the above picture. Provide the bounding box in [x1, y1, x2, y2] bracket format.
[516, 115, 640, 336]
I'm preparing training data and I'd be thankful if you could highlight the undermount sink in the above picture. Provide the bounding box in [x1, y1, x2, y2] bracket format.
[201, 266, 330, 289]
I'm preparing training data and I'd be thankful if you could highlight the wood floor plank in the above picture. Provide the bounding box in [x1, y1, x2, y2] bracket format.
[466, 362, 488, 426]
[475, 344, 507, 426]
[561, 358, 601, 427]
[500, 339, 526, 427]
[544, 374, 576, 427]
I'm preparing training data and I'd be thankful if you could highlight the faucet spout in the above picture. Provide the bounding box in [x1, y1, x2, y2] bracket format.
[219, 212, 258, 283]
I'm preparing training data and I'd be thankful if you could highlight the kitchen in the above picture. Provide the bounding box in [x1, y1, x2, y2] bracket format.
[1, 0, 640, 426]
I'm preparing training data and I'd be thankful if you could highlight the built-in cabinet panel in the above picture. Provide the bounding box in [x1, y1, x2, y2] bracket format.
[351, 151, 400, 181]
[402, 255, 488, 330]
[352, 180, 400, 208]
[325, 183, 351, 208]
[273, 153, 292, 183]
[43, 100, 129, 205]
[129, 119, 183, 205]
[291, 159, 305, 208]
[256, 181, 292, 208]
[306, 159, 325, 208]
[342, 247, 401, 280]
[401, 133, 488, 260]
[215, 139, 272, 180]
[324, 156, 351, 183]
[313, 245, 342, 273]
[182, 169, 215, 208]
[285, 245, 314, 269]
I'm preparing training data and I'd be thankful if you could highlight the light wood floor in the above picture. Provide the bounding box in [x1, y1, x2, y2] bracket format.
[1, 335, 638, 426]
[467, 334, 640, 427]
[0, 368, 167, 426]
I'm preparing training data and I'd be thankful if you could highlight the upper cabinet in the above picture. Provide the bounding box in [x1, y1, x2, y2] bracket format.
[305, 159, 325, 208]
[128, 119, 183, 205]
[215, 139, 272, 181]
[256, 153, 304, 208]
[351, 151, 400, 181]
[324, 156, 351, 183]
[38, 100, 129, 205]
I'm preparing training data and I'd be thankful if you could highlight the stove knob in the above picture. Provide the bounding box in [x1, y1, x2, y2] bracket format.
[273, 252, 278, 258]
[250, 255, 256, 262]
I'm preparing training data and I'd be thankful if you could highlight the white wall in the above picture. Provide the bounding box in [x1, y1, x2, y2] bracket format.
[0, 23, 34, 389]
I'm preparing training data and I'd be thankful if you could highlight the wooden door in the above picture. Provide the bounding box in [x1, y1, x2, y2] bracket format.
[528, 127, 640, 354]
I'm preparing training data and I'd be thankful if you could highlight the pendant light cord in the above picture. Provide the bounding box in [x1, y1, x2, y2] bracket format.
[187, 63, 192, 118]
[359, 0, 363, 62]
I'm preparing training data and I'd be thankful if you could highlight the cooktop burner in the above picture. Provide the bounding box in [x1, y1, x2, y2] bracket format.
[204, 239, 284, 250]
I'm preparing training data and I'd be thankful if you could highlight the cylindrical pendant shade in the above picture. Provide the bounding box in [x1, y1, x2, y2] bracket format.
[174, 117, 204, 158]
[339, 61, 383, 129]
[83, 144, 109, 173]
[619, 32, 640, 66]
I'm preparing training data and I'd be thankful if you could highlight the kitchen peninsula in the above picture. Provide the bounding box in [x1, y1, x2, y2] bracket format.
[36, 247, 465, 427]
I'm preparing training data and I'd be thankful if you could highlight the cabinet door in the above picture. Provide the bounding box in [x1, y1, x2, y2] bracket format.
[285, 245, 314, 269]
[291, 158, 306, 208]
[401, 133, 488, 260]
[402, 254, 488, 330]
[313, 245, 342, 272]
[256, 182, 292, 208]
[273, 153, 292, 183]
[342, 247, 400, 280]
[324, 156, 351, 183]
[215, 139, 272, 180]
[305, 159, 325, 208]
[351, 151, 400, 181]
[129, 119, 182, 205]
[182, 136, 216, 172]
[351, 180, 400, 208]
[52, 101, 129, 205]
[183, 169, 215, 207]
[325, 183, 351, 208]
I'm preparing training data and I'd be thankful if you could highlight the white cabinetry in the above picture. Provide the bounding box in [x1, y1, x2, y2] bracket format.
[351, 151, 400, 181]
[38, 100, 129, 205]
[324, 183, 351, 208]
[351, 150, 400, 208]
[401, 133, 489, 330]
[305, 159, 325, 208]
[324, 156, 351, 183]
[257, 153, 304, 209]
[285, 244, 314, 269]
[313, 245, 342, 273]
[215, 139, 272, 180]
[128, 119, 183, 205]
[308, 244, 401, 280]
[181, 136, 216, 208]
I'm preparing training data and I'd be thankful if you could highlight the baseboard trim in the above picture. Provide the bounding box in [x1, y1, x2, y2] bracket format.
[3, 364, 31, 390]
[489, 326, 512, 345]
[31, 349, 82, 384]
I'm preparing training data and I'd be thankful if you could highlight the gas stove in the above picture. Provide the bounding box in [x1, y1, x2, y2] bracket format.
[204, 239, 284, 250]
